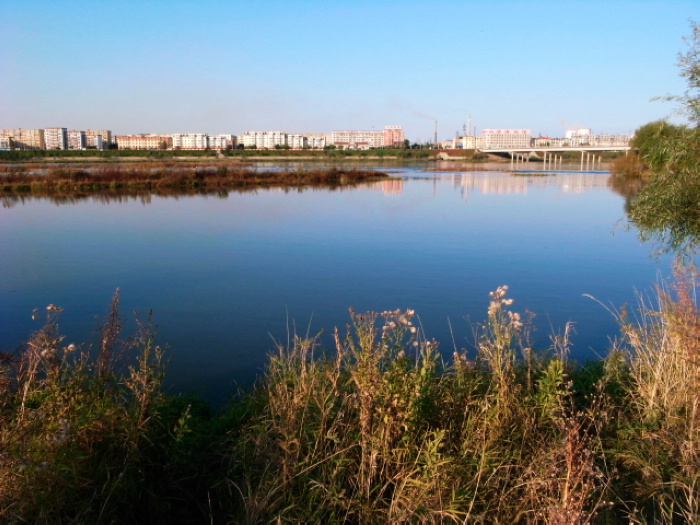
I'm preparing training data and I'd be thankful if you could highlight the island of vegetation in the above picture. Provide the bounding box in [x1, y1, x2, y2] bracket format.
[0, 23, 697, 525]
[0, 163, 390, 197]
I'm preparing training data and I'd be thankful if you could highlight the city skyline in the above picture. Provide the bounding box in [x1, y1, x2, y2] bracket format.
[1, 1, 697, 141]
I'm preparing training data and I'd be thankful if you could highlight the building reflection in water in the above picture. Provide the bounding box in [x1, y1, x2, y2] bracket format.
[450, 172, 611, 201]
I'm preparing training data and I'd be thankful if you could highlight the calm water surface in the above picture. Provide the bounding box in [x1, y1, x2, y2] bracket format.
[0, 165, 680, 404]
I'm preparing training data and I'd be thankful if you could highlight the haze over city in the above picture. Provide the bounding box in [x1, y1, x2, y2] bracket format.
[1, 0, 697, 142]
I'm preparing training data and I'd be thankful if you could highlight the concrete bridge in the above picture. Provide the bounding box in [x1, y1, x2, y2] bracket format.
[478, 145, 631, 171]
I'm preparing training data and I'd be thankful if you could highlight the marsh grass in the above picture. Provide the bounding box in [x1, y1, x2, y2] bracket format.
[0, 162, 388, 196]
[0, 270, 697, 523]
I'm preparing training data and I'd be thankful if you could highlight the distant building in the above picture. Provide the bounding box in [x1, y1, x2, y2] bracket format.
[0, 137, 11, 150]
[85, 134, 104, 150]
[567, 133, 631, 147]
[331, 130, 384, 150]
[461, 135, 485, 149]
[67, 130, 86, 150]
[304, 133, 327, 149]
[0, 128, 46, 149]
[85, 129, 113, 148]
[383, 126, 405, 147]
[172, 133, 208, 150]
[208, 134, 235, 149]
[565, 128, 592, 139]
[44, 127, 68, 150]
[482, 129, 531, 149]
[240, 131, 287, 149]
[116, 134, 172, 150]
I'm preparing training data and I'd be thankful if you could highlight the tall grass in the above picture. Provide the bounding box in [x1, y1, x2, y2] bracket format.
[0, 269, 697, 522]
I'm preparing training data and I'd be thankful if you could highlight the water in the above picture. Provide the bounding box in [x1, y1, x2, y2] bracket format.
[0, 165, 680, 404]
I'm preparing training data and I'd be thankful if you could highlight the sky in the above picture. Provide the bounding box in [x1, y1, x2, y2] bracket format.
[1, 0, 697, 142]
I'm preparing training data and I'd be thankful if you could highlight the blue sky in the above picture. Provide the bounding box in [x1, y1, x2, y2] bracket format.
[1, 0, 697, 141]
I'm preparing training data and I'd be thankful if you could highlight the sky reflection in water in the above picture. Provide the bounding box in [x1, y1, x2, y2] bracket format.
[0, 168, 682, 404]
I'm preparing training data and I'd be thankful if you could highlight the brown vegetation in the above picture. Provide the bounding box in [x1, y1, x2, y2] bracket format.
[0, 162, 389, 196]
[609, 153, 647, 179]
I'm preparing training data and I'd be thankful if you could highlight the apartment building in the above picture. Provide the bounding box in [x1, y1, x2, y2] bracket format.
[567, 134, 631, 147]
[115, 134, 173, 150]
[383, 126, 405, 147]
[0, 137, 11, 150]
[0, 128, 46, 149]
[44, 127, 68, 150]
[482, 129, 532, 149]
[240, 131, 287, 149]
[67, 130, 86, 150]
[331, 130, 384, 150]
[172, 133, 208, 150]
[85, 129, 113, 147]
[208, 134, 235, 149]
[85, 134, 104, 149]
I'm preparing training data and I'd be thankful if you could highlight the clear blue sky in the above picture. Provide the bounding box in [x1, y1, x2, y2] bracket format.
[1, 0, 697, 142]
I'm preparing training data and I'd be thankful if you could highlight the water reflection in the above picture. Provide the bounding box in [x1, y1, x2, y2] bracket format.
[2, 170, 627, 209]
[0, 182, 391, 208]
[3, 166, 684, 404]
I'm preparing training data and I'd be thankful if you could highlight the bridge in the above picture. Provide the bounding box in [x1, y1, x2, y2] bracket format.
[478, 145, 631, 171]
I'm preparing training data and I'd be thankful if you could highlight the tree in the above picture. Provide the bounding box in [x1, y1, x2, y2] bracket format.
[627, 21, 700, 257]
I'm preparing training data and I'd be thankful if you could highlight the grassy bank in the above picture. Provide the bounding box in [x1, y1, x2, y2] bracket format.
[1, 266, 697, 523]
[0, 148, 443, 163]
[0, 163, 389, 196]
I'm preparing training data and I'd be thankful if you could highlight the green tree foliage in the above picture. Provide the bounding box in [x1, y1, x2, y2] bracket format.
[628, 21, 700, 256]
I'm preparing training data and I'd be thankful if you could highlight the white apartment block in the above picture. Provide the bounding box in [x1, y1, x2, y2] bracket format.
[567, 134, 631, 147]
[305, 133, 326, 149]
[44, 127, 68, 150]
[0, 128, 46, 150]
[482, 129, 532, 149]
[565, 128, 592, 139]
[0, 137, 11, 149]
[240, 131, 287, 149]
[172, 133, 208, 150]
[331, 130, 384, 150]
[286, 134, 304, 149]
[67, 130, 86, 150]
[208, 134, 235, 149]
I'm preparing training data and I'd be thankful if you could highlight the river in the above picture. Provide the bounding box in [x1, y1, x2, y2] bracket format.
[0, 163, 679, 404]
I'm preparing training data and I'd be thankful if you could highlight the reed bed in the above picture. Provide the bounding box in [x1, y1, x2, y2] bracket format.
[0, 163, 388, 195]
[0, 269, 697, 523]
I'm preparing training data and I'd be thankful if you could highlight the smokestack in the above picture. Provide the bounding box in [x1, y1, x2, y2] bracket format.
[434, 120, 438, 146]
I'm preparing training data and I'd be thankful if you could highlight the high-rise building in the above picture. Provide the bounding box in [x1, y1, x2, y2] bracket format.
[44, 128, 68, 150]
[85, 129, 113, 147]
[0, 128, 45, 149]
[85, 134, 104, 149]
[383, 126, 405, 147]
[67, 130, 86, 150]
